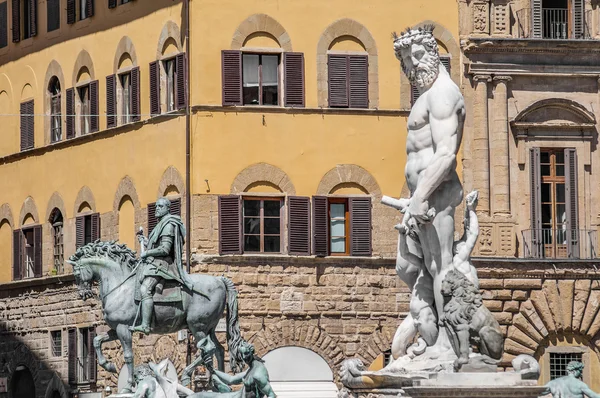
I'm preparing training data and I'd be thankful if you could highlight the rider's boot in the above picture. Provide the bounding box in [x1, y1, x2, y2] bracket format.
[131, 298, 153, 334]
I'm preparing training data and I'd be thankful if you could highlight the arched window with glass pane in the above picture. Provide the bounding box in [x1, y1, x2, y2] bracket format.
[49, 77, 61, 142]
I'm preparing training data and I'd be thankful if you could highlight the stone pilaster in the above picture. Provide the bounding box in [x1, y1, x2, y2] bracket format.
[472, 74, 492, 215]
[492, 76, 512, 216]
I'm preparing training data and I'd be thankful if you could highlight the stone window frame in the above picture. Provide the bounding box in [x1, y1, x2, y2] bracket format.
[240, 195, 285, 254]
[155, 21, 184, 114]
[542, 345, 591, 385]
[48, 328, 64, 358]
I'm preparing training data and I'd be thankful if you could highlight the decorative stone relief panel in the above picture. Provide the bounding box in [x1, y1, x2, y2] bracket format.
[493, 2, 509, 35]
[498, 223, 515, 256]
[472, 2, 490, 35]
[479, 224, 494, 255]
[473, 222, 516, 257]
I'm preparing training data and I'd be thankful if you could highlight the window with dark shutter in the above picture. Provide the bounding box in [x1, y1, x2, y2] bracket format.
[0, 2, 7, 48]
[175, 52, 186, 110]
[106, 74, 116, 128]
[75, 215, 85, 248]
[529, 148, 541, 258]
[328, 54, 348, 108]
[47, 0, 59, 33]
[218, 195, 241, 255]
[87, 327, 97, 382]
[67, 328, 77, 385]
[91, 212, 100, 241]
[89, 80, 98, 132]
[565, 148, 579, 257]
[350, 197, 372, 256]
[349, 55, 368, 108]
[149, 60, 161, 115]
[573, 0, 584, 39]
[11, 0, 19, 42]
[288, 196, 310, 255]
[28, 0, 36, 37]
[13, 229, 22, 280]
[66, 87, 75, 138]
[312, 196, 328, 256]
[33, 224, 42, 277]
[85, 0, 94, 18]
[108, 0, 117, 8]
[20, 100, 34, 151]
[284, 52, 305, 107]
[66, 0, 75, 24]
[221, 50, 242, 106]
[531, 0, 542, 38]
[131, 66, 140, 122]
[147, 202, 157, 234]
[170, 197, 181, 216]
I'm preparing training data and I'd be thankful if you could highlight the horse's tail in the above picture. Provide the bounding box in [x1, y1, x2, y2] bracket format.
[221, 276, 243, 372]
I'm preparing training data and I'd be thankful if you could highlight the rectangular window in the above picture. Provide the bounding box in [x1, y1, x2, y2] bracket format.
[20, 100, 34, 151]
[327, 54, 368, 108]
[243, 198, 281, 253]
[68, 327, 96, 385]
[550, 352, 582, 380]
[540, 149, 567, 258]
[164, 58, 175, 112]
[12, 225, 41, 280]
[242, 53, 279, 106]
[78, 84, 90, 134]
[76, 213, 99, 248]
[53, 219, 63, 273]
[50, 92, 61, 142]
[0, 2, 7, 48]
[23, 228, 35, 278]
[79, 0, 86, 20]
[22, 0, 31, 39]
[50, 330, 62, 357]
[329, 198, 349, 255]
[46, 0, 59, 32]
[120, 72, 131, 124]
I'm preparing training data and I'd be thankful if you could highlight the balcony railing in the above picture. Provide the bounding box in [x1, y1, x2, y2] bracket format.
[522, 229, 597, 259]
[516, 8, 592, 39]
[543, 8, 568, 39]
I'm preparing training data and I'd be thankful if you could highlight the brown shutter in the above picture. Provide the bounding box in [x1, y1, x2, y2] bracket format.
[147, 202, 157, 235]
[89, 80, 99, 132]
[532, 0, 542, 38]
[312, 196, 328, 256]
[288, 196, 310, 255]
[440, 56, 451, 74]
[131, 66, 140, 122]
[0, 2, 7, 48]
[529, 148, 542, 258]
[87, 327, 97, 382]
[328, 54, 349, 108]
[46, 0, 59, 32]
[573, 0, 584, 39]
[76, 216, 85, 248]
[91, 213, 100, 241]
[218, 195, 242, 255]
[108, 0, 117, 9]
[106, 74, 116, 128]
[170, 197, 181, 217]
[33, 224, 42, 277]
[349, 55, 368, 109]
[11, 0, 19, 42]
[284, 52, 305, 107]
[149, 61, 161, 115]
[350, 197, 372, 256]
[565, 148, 579, 258]
[67, 328, 77, 385]
[13, 229, 22, 280]
[66, 0, 75, 24]
[66, 88, 75, 138]
[411, 84, 420, 106]
[221, 50, 242, 106]
[86, 0, 94, 18]
[175, 52, 186, 110]
[27, 100, 34, 148]
[20, 100, 34, 151]
[28, 0, 36, 36]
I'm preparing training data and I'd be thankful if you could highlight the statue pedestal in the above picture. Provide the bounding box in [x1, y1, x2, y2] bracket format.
[341, 372, 546, 398]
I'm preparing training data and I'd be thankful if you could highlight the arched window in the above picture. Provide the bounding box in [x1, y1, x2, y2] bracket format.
[49, 208, 63, 274]
[11, 365, 35, 398]
[49, 77, 62, 143]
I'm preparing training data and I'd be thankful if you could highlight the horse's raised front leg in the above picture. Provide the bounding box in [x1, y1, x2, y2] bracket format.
[116, 324, 135, 393]
[94, 329, 118, 373]
[181, 332, 215, 387]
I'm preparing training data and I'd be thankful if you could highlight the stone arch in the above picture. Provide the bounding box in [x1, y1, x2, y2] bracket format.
[399, 20, 460, 109]
[0, 203, 14, 227]
[356, 328, 394, 365]
[113, 36, 138, 73]
[45, 192, 67, 221]
[43, 61, 66, 144]
[317, 18, 378, 108]
[43, 374, 68, 398]
[316, 165, 380, 197]
[19, 197, 39, 227]
[512, 98, 596, 126]
[248, 320, 343, 377]
[157, 166, 185, 199]
[156, 21, 183, 59]
[4, 343, 43, 398]
[73, 186, 96, 214]
[113, 176, 141, 212]
[231, 14, 292, 52]
[19, 66, 38, 101]
[230, 163, 296, 195]
[71, 50, 95, 86]
[0, 73, 14, 102]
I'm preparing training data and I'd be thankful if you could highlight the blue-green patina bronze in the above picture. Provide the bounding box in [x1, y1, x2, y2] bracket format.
[541, 361, 600, 398]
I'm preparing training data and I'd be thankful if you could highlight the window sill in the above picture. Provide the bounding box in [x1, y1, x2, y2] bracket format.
[193, 104, 408, 116]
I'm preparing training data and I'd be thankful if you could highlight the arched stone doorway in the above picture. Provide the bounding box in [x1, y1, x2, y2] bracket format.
[263, 346, 338, 397]
[11, 365, 35, 398]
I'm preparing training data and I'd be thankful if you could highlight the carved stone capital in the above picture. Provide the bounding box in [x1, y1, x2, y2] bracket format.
[473, 74, 492, 83]
[493, 75, 512, 83]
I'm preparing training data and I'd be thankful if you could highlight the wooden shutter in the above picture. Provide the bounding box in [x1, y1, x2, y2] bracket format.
[87, 327, 97, 382]
[312, 196, 328, 256]
[106, 74, 116, 128]
[85, 0, 94, 18]
[91, 213, 100, 241]
[170, 197, 181, 217]
[108, 0, 117, 8]
[66, 0, 75, 24]
[565, 148, 579, 257]
[328, 54, 349, 108]
[411, 84, 420, 106]
[221, 50, 242, 106]
[532, 0, 542, 38]
[66, 88, 75, 138]
[20, 100, 34, 151]
[284, 52, 305, 107]
[89, 80, 98, 132]
[131, 66, 140, 122]
[33, 224, 42, 277]
[147, 202, 157, 234]
[440, 56, 451, 74]
[349, 55, 368, 109]
[218, 195, 241, 255]
[76, 216, 85, 248]
[288, 196, 310, 255]
[0, 2, 8, 48]
[529, 148, 542, 258]
[11, 0, 19, 42]
[573, 0, 584, 39]
[47, 0, 59, 32]
[13, 229, 22, 280]
[175, 52, 186, 110]
[28, 0, 36, 36]
[149, 61, 161, 115]
[350, 197, 372, 256]
[67, 328, 77, 385]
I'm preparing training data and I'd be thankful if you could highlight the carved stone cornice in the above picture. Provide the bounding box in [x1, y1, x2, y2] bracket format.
[468, 62, 600, 77]
[463, 38, 600, 55]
